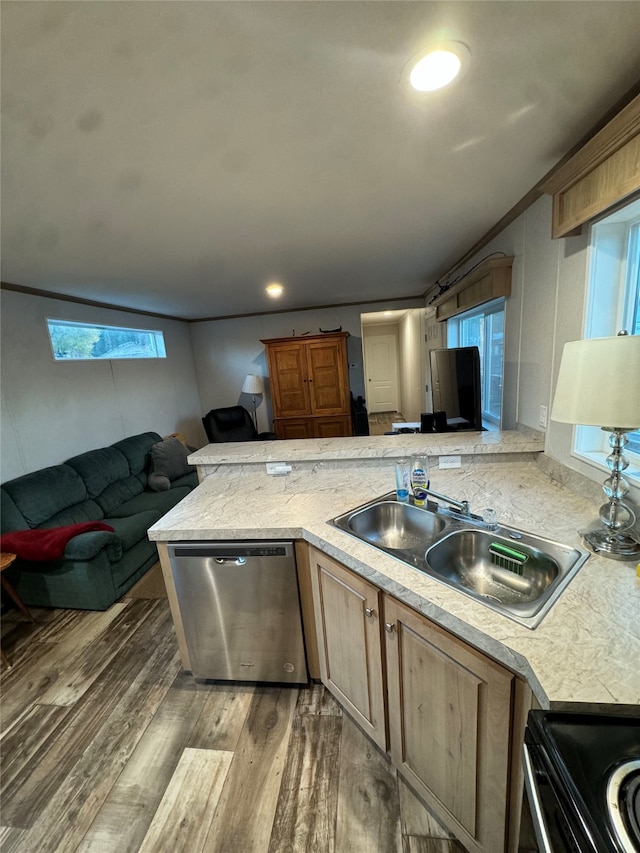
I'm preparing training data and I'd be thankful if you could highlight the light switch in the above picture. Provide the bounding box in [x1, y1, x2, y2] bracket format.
[539, 405, 548, 429]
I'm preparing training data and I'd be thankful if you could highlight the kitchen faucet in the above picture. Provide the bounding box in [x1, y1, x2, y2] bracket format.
[421, 486, 499, 531]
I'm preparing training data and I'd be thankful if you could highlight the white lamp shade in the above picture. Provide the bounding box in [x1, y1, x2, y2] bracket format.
[242, 374, 264, 395]
[550, 334, 640, 428]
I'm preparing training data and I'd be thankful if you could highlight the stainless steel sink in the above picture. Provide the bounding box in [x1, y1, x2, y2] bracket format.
[331, 493, 589, 628]
[344, 500, 446, 551]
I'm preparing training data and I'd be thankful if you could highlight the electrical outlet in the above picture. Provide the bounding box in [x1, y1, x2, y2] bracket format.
[439, 455, 461, 469]
[539, 405, 548, 429]
[266, 462, 291, 476]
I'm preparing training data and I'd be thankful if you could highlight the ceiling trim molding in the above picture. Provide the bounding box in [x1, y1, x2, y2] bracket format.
[186, 294, 425, 323]
[0, 281, 183, 323]
[1, 280, 424, 325]
[422, 79, 640, 302]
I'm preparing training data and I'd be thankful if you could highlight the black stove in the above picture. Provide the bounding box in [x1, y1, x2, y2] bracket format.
[523, 710, 640, 852]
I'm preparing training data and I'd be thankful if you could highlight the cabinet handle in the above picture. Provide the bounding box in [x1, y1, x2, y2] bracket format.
[384, 622, 395, 633]
[365, 607, 375, 618]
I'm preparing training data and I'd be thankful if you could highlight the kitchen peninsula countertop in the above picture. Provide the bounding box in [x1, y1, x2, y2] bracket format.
[188, 427, 544, 467]
[149, 447, 640, 710]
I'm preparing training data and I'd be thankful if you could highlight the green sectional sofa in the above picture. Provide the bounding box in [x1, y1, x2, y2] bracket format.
[0, 432, 198, 610]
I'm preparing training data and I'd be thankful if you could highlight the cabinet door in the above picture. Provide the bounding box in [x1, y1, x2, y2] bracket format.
[311, 415, 352, 438]
[306, 338, 349, 415]
[274, 419, 313, 440]
[267, 342, 311, 418]
[309, 548, 387, 750]
[384, 596, 513, 853]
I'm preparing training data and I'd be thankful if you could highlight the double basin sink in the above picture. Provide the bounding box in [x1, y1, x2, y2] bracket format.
[331, 494, 589, 628]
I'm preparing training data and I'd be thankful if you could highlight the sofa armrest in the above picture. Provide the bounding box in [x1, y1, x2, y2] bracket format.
[63, 531, 123, 563]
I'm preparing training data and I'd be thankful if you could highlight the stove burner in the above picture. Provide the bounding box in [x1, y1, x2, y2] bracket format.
[607, 759, 640, 853]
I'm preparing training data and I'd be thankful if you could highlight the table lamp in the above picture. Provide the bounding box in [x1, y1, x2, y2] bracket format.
[242, 374, 264, 430]
[550, 331, 640, 560]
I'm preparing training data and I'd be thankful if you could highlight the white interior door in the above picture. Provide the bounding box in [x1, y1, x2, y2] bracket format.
[364, 333, 399, 413]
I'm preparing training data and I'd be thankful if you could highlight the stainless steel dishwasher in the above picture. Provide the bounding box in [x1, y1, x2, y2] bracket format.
[167, 541, 307, 684]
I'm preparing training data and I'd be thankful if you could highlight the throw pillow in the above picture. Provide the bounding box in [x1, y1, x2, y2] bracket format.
[147, 472, 171, 492]
[148, 437, 194, 492]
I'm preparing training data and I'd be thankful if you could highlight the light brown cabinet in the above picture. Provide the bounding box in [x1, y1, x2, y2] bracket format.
[384, 596, 514, 853]
[262, 333, 352, 439]
[308, 548, 387, 750]
[307, 545, 525, 853]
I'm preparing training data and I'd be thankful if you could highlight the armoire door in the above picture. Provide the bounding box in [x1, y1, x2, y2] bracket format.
[306, 338, 350, 415]
[267, 342, 311, 418]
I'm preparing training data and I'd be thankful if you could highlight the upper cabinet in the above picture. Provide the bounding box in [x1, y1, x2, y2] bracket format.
[262, 332, 352, 439]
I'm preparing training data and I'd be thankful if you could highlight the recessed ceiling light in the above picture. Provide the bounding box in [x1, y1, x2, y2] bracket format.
[265, 282, 283, 298]
[405, 41, 470, 93]
[383, 311, 393, 316]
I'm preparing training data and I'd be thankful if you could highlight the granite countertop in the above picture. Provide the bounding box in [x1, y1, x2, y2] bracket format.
[188, 428, 545, 466]
[148, 454, 640, 710]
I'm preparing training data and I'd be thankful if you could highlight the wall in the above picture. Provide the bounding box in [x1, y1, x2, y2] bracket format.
[458, 194, 585, 433]
[454, 193, 639, 502]
[397, 309, 425, 422]
[423, 307, 447, 414]
[1, 290, 203, 481]
[190, 299, 423, 434]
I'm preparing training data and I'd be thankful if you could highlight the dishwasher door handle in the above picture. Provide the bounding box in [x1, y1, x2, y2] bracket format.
[214, 557, 247, 565]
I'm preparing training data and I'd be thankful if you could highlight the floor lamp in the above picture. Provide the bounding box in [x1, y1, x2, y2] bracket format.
[550, 332, 640, 561]
[242, 374, 264, 431]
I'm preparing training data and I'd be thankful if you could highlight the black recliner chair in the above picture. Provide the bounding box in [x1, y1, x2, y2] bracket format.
[202, 406, 277, 443]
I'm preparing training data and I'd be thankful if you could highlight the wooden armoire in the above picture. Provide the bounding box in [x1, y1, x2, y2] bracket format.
[261, 332, 353, 440]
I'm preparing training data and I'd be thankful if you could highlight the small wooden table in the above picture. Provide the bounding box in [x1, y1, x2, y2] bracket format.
[1, 552, 35, 668]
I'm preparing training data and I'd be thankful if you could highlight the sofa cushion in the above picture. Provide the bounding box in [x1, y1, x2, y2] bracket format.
[104, 510, 162, 552]
[148, 438, 194, 491]
[40, 500, 105, 528]
[66, 446, 128, 494]
[110, 486, 193, 518]
[95, 477, 145, 515]
[66, 446, 144, 515]
[170, 471, 199, 490]
[2, 465, 88, 528]
[1, 488, 28, 534]
[112, 432, 162, 486]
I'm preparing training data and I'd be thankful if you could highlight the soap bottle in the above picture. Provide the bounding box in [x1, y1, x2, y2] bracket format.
[410, 454, 430, 506]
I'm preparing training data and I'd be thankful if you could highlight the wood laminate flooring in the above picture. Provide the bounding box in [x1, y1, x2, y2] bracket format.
[1, 598, 467, 853]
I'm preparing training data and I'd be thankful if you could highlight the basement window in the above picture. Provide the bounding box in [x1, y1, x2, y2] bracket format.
[574, 197, 640, 482]
[47, 319, 166, 361]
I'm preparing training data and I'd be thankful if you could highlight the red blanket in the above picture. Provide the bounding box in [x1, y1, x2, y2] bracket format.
[0, 522, 114, 562]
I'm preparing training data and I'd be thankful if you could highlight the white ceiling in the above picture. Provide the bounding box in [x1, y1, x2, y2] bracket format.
[2, 1, 639, 321]
[361, 309, 410, 327]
